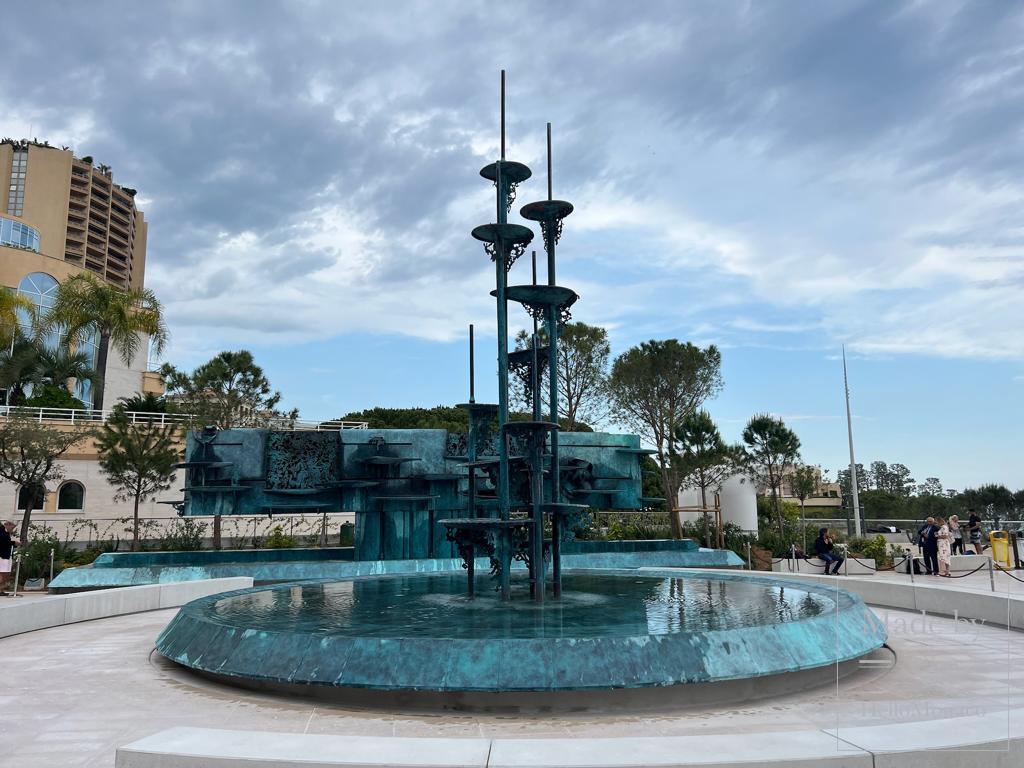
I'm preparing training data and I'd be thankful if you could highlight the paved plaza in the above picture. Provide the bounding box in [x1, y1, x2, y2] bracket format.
[3, 570, 1022, 767]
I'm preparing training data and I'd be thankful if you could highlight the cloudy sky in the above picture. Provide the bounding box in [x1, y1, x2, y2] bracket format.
[2, 1, 1020, 490]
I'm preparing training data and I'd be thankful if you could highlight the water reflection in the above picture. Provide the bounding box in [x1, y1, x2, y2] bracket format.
[212, 573, 833, 640]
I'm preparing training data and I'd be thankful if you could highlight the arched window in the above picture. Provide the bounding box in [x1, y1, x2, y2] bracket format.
[16, 272, 99, 402]
[16, 272, 60, 349]
[16, 484, 45, 512]
[57, 481, 85, 512]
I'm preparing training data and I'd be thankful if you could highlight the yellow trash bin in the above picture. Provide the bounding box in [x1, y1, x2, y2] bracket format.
[989, 531, 1012, 570]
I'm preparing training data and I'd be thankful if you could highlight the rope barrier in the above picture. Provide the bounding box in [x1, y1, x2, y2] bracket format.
[941, 561, 991, 579]
[872, 556, 909, 572]
[994, 567, 1024, 584]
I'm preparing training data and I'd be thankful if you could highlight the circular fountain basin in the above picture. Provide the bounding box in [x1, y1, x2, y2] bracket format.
[156, 570, 885, 703]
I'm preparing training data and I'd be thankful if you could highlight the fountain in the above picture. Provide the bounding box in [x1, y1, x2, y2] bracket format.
[154, 73, 886, 707]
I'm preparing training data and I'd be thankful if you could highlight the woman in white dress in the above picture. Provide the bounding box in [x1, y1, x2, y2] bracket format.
[936, 517, 952, 577]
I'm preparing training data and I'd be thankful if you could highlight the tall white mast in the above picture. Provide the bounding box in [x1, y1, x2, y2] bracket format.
[843, 345, 862, 537]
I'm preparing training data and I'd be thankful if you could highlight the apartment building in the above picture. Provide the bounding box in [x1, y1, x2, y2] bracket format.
[1, 139, 168, 529]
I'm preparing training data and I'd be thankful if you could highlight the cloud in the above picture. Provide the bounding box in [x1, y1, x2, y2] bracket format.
[0, 0, 1019, 363]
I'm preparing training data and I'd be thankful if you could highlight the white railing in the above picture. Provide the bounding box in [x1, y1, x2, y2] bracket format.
[0, 406, 368, 431]
[0, 405, 193, 426]
[275, 419, 369, 431]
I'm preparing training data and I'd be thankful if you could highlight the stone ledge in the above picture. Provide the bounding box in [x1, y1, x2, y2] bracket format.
[115, 728, 492, 768]
[115, 720, 1024, 768]
[0, 577, 253, 639]
[646, 568, 1024, 631]
[772, 557, 876, 575]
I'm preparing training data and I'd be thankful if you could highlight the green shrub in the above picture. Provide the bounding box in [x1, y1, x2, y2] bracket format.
[605, 512, 672, 540]
[263, 525, 297, 549]
[862, 534, 889, 566]
[24, 384, 86, 411]
[159, 518, 207, 551]
[18, 530, 61, 580]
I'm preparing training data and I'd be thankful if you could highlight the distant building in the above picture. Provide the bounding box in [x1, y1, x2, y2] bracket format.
[1, 139, 165, 532]
[0, 139, 161, 406]
[777, 465, 843, 513]
[676, 465, 843, 536]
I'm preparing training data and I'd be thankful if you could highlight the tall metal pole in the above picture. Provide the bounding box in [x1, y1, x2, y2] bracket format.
[546, 123, 552, 201]
[494, 73, 512, 599]
[530, 251, 540, 421]
[545, 122, 562, 597]
[467, 324, 477, 521]
[469, 323, 475, 404]
[843, 346, 862, 538]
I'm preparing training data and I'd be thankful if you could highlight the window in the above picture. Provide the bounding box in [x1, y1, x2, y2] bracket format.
[57, 481, 85, 511]
[7, 148, 27, 216]
[0, 216, 40, 252]
[16, 484, 45, 512]
[16, 272, 60, 349]
[16, 271, 99, 402]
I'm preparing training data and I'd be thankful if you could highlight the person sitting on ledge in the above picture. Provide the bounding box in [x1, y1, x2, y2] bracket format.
[814, 527, 844, 575]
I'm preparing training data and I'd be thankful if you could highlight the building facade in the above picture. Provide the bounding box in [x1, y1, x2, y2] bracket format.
[1, 139, 167, 536]
[0, 139, 160, 405]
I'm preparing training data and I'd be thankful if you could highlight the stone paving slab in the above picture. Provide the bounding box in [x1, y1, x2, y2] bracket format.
[116, 727, 492, 768]
[488, 732, 872, 767]
[825, 706, 1024, 768]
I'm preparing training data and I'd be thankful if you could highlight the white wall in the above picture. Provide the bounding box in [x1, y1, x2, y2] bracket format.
[677, 473, 758, 533]
[0, 457, 184, 530]
[101, 331, 149, 408]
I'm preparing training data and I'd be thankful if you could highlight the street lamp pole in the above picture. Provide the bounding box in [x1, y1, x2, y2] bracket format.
[843, 345, 862, 538]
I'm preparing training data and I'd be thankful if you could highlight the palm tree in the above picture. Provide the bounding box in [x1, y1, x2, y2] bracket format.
[0, 338, 41, 405]
[45, 274, 168, 410]
[33, 347, 99, 394]
[0, 287, 34, 350]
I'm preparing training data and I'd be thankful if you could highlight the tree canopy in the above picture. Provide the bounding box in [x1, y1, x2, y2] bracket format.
[338, 405, 470, 432]
[513, 321, 611, 430]
[46, 273, 168, 410]
[96, 412, 181, 550]
[607, 340, 723, 537]
[161, 350, 296, 428]
[742, 414, 801, 535]
[672, 410, 743, 545]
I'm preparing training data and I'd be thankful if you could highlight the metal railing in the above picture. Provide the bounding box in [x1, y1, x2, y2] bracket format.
[0, 405, 368, 431]
[0, 405, 192, 426]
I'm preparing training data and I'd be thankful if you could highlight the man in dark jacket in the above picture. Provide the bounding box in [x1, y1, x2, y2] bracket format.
[0, 520, 19, 596]
[917, 517, 939, 576]
[814, 527, 844, 575]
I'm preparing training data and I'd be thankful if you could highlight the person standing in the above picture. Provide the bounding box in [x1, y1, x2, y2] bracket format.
[814, 527, 844, 575]
[967, 508, 984, 555]
[917, 517, 939, 576]
[0, 520, 19, 596]
[936, 517, 952, 577]
[948, 515, 964, 556]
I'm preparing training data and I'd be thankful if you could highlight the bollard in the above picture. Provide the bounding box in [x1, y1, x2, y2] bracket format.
[790, 544, 797, 573]
[12, 553, 21, 598]
[745, 541, 752, 571]
[909, 554, 915, 585]
[49, 548, 55, 584]
[844, 547, 849, 576]
[989, 555, 995, 593]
